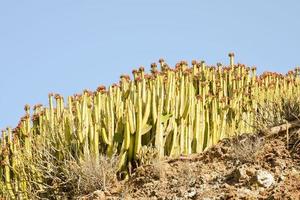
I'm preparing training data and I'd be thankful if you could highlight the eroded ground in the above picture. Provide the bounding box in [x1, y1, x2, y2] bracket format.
[90, 130, 300, 200]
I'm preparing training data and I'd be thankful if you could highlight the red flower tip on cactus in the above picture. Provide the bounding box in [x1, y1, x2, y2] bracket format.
[162, 64, 170, 71]
[89, 91, 94, 97]
[112, 83, 119, 88]
[16, 121, 21, 128]
[139, 66, 145, 72]
[151, 69, 158, 76]
[196, 95, 202, 100]
[135, 76, 142, 82]
[182, 70, 190, 76]
[21, 114, 30, 122]
[239, 63, 245, 68]
[148, 75, 154, 80]
[158, 58, 165, 64]
[144, 74, 151, 80]
[132, 69, 138, 74]
[54, 94, 61, 100]
[288, 70, 294, 75]
[33, 104, 42, 111]
[180, 60, 188, 66]
[151, 63, 157, 68]
[12, 134, 19, 142]
[12, 128, 19, 134]
[31, 114, 38, 121]
[228, 52, 235, 57]
[120, 74, 126, 79]
[191, 60, 197, 65]
[83, 89, 89, 94]
[121, 74, 130, 81]
[24, 104, 30, 111]
[96, 85, 106, 92]
[40, 110, 45, 115]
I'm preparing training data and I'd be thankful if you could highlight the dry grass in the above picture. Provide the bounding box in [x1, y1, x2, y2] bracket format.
[254, 96, 300, 132]
[136, 145, 159, 166]
[231, 134, 264, 164]
[17, 141, 119, 200]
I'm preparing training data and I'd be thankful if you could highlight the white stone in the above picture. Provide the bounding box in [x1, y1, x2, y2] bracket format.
[256, 170, 274, 188]
[185, 187, 197, 198]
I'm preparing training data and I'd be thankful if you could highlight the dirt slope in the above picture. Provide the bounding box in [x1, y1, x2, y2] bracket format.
[92, 129, 300, 200]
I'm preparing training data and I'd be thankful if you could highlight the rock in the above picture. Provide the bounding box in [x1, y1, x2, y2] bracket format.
[185, 188, 197, 198]
[229, 165, 254, 183]
[234, 167, 248, 181]
[278, 174, 285, 182]
[256, 170, 274, 188]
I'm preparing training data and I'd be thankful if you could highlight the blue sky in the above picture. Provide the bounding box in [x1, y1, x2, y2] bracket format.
[0, 0, 300, 128]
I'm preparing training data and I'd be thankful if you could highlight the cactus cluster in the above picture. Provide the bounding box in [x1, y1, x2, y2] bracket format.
[1, 54, 300, 198]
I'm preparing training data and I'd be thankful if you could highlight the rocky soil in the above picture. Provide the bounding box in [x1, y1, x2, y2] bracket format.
[90, 129, 300, 200]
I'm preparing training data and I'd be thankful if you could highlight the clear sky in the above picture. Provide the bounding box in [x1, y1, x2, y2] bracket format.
[0, 0, 300, 129]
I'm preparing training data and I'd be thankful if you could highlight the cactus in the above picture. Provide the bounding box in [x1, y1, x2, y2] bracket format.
[1, 54, 300, 197]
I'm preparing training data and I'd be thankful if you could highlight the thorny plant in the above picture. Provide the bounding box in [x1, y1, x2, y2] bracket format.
[3, 56, 300, 198]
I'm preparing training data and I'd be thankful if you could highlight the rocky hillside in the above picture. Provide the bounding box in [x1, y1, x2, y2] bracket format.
[91, 126, 300, 200]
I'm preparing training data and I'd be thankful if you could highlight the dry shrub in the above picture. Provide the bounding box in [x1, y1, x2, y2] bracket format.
[252, 96, 300, 158]
[231, 134, 264, 164]
[133, 146, 167, 180]
[17, 142, 119, 200]
[255, 96, 300, 132]
[66, 154, 119, 199]
[136, 145, 159, 166]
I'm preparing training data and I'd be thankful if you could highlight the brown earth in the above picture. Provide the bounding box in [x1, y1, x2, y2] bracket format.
[89, 129, 300, 200]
